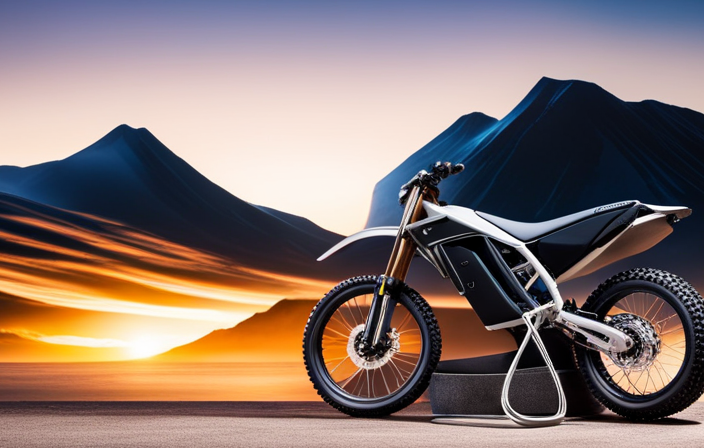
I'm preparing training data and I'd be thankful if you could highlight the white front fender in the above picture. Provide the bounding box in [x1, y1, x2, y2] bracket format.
[317, 226, 399, 261]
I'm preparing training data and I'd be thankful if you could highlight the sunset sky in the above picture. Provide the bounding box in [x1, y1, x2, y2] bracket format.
[0, 1, 703, 364]
[1, 1, 703, 235]
[0, 197, 336, 360]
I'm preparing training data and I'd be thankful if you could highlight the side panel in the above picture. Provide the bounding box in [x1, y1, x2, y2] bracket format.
[406, 216, 474, 248]
[440, 239, 524, 327]
[408, 213, 536, 327]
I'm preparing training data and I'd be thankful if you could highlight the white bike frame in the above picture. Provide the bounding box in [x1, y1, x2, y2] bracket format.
[319, 187, 690, 426]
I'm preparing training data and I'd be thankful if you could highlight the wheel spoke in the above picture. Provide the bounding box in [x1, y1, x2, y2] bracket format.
[331, 315, 354, 332]
[649, 300, 666, 323]
[322, 340, 349, 348]
[633, 368, 647, 393]
[337, 308, 359, 330]
[644, 296, 657, 321]
[624, 370, 644, 395]
[352, 371, 366, 396]
[339, 367, 363, 389]
[393, 356, 420, 367]
[328, 356, 351, 374]
[659, 351, 685, 360]
[660, 326, 684, 337]
[343, 301, 359, 327]
[661, 342, 685, 356]
[380, 365, 392, 395]
[646, 370, 658, 394]
[352, 297, 366, 325]
[655, 314, 678, 327]
[611, 368, 626, 383]
[396, 310, 413, 332]
[654, 360, 674, 381]
[324, 355, 349, 363]
[651, 363, 666, 389]
[365, 370, 371, 398]
[325, 326, 352, 340]
[389, 359, 411, 383]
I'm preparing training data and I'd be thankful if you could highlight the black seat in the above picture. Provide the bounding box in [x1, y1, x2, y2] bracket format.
[476, 201, 636, 241]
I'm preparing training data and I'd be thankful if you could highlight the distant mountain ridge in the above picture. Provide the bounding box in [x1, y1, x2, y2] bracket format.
[367, 77, 704, 227]
[0, 125, 343, 277]
[366, 77, 704, 283]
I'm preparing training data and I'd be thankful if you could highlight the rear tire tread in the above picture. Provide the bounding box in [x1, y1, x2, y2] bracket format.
[574, 268, 704, 421]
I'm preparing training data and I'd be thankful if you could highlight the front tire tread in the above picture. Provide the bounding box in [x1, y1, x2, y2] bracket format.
[302, 275, 442, 417]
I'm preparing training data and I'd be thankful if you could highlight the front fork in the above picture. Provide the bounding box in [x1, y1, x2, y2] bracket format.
[361, 186, 426, 351]
[360, 275, 401, 352]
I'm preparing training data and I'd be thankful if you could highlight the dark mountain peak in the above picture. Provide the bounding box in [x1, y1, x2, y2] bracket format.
[533, 77, 604, 96]
[507, 77, 618, 122]
[91, 124, 145, 147]
[107, 123, 141, 135]
[71, 124, 172, 162]
[452, 112, 499, 134]
[456, 111, 497, 124]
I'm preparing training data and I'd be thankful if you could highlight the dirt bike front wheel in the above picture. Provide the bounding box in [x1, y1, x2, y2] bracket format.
[303, 275, 441, 417]
[574, 268, 704, 421]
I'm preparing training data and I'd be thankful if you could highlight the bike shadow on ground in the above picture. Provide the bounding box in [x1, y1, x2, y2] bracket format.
[423, 413, 701, 429]
[574, 413, 700, 426]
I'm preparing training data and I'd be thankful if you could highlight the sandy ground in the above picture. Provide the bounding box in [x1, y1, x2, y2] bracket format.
[1, 401, 702, 448]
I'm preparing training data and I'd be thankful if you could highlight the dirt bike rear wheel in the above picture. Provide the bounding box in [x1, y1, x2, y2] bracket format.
[574, 268, 704, 420]
[303, 275, 441, 417]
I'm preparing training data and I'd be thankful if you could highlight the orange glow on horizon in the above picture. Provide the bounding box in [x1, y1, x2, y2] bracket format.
[0, 199, 342, 361]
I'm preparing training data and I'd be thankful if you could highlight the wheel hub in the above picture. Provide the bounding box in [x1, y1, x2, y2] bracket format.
[608, 314, 661, 371]
[347, 324, 400, 369]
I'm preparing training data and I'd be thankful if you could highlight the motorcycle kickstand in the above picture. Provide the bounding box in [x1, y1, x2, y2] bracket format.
[501, 304, 567, 427]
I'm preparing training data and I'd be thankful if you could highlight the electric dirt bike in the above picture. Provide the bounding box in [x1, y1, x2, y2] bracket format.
[303, 161, 704, 426]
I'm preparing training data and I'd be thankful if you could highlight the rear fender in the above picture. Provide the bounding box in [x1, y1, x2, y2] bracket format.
[317, 227, 399, 261]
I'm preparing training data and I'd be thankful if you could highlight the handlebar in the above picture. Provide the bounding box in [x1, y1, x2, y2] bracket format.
[399, 161, 464, 205]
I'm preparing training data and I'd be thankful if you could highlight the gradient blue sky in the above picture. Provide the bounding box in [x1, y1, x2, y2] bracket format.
[1, 0, 703, 234]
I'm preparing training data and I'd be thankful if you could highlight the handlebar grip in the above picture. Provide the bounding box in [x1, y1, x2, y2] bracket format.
[431, 161, 464, 178]
[399, 162, 465, 205]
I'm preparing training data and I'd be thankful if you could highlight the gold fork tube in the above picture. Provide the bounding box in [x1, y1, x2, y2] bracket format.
[384, 186, 428, 282]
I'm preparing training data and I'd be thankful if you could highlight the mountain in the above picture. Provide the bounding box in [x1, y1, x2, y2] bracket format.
[154, 299, 515, 362]
[366, 77, 704, 283]
[154, 299, 315, 362]
[0, 125, 343, 277]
